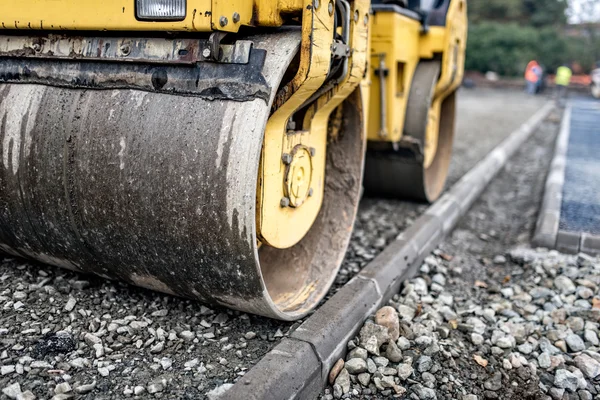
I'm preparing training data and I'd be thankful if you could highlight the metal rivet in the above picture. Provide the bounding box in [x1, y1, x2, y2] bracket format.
[308, 188, 314, 197]
[282, 153, 292, 165]
[364, 14, 369, 26]
[309, 147, 316, 157]
[328, 0, 334, 15]
[219, 16, 228, 27]
[314, 0, 320, 9]
[354, 10, 359, 22]
[280, 197, 290, 207]
[232, 12, 240, 23]
[32, 43, 41, 52]
[202, 48, 211, 58]
[120, 44, 131, 56]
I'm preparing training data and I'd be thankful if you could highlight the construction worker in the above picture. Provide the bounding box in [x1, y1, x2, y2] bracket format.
[525, 60, 542, 95]
[555, 64, 572, 107]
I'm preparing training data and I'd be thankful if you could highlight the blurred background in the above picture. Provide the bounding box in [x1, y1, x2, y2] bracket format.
[464, 0, 600, 89]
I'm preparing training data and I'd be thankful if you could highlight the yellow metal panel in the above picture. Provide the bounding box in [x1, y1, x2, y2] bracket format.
[0, 0, 213, 31]
[254, 0, 304, 27]
[212, 0, 253, 31]
[367, 12, 421, 143]
[257, 0, 370, 249]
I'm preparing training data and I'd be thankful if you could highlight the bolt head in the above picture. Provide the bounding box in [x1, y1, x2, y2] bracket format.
[309, 147, 316, 157]
[202, 48, 212, 58]
[281, 153, 292, 165]
[308, 188, 314, 197]
[32, 43, 41, 52]
[280, 197, 290, 207]
[364, 14, 369, 26]
[354, 10, 359, 22]
[120, 45, 131, 56]
[328, 1, 334, 15]
[232, 12, 240, 23]
[314, 0, 320, 9]
[219, 16, 228, 27]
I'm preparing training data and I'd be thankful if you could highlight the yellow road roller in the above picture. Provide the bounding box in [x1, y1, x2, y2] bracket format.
[0, 0, 466, 320]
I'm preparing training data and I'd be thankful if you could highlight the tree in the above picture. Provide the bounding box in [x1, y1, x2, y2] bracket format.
[468, 0, 567, 27]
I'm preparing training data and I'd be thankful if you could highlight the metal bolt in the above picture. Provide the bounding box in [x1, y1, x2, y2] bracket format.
[202, 48, 211, 58]
[364, 14, 369, 26]
[309, 147, 316, 157]
[354, 9, 359, 22]
[281, 153, 292, 165]
[308, 188, 314, 197]
[232, 12, 240, 23]
[219, 16, 228, 27]
[120, 44, 131, 56]
[280, 197, 290, 207]
[328, 1, 334, 15]
[32, 43, 41, 52]
[332, 44, 338, 52]
[314, 0, 320, 9]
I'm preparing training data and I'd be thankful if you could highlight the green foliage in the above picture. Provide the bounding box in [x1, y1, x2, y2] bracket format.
[468, 0, 567, 27]
[465, 0, 595, 76]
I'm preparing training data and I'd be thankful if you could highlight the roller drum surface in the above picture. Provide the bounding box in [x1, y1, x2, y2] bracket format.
[0, 31, 365, 320]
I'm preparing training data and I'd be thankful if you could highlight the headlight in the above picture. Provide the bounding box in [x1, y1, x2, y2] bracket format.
[136, 0, 186, 21]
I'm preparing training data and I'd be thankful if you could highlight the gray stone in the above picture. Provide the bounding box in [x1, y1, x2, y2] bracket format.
[493, 255, 507, 264]
[415, 356, 433, 373]
[2, 382, 21, 399]
[54, 382, 71, 394]
[347, 347, 368, 361]
[397, 337, 410, 350]
[518, 343, 533, 355]
[471, 333, 484, 346]
[397, 305, 416, 322]
[538, 352, 552, 369]
[566, 334, 586, 352]
[345, 358, 367, 374]
[413, 278, 428, 295]
[414, 384, 437, 400]
[530, 287, 554, 299]
[373, 356, 389, 368]
[179, 330, 195, 341]
[367, 358, 377, 374]
[357, 373, 370, 387]
[554, 276, 576, 294]
[385, 341, 402, 363]
[332, 384, 342, 399]
[584, 330, 599, 346]
[206, 383, 233, 400]
[495, 336, 515, 349]
[397, 363, 413, 380]
[574, 354, 600, 379]
[75, 381, 96, 394]
[578, 390, 593, 400]
[462, 396, 478, 400]
[549, 387, 565, 400]
[483, 372, 502, 391]
[334, 368, 350, 394]
[554, 369, 578, 392]
[360, 322, 390, 355]
[375, 306, 400, 342]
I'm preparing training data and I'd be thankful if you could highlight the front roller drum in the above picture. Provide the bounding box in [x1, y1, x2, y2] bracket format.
[364, 61, 457, 203]
[0, 32, 365, 320]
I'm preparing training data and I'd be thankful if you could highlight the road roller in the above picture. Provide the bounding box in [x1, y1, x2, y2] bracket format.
[0, 0, 466, 320]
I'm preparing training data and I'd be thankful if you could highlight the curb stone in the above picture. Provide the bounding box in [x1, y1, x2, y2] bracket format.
[222, 102, 554, 400]
[532, 105, 571, 249]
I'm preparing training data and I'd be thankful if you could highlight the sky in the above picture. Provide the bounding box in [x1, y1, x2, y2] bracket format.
[568, 0, 600, 24]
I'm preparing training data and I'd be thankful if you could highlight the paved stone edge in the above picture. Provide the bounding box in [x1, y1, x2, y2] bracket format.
[222, 102, 554, 400]
[532, 105, 571, 249]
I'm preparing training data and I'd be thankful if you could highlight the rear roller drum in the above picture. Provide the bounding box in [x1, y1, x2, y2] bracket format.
[364, 60, 456, 203]
[0, 31, 365, 320]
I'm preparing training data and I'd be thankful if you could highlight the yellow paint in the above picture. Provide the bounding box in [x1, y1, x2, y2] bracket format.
[257, 0, 370, 249]
[367, 12, 421, 143]
[0, 0, 306, 32]
[367, 0, 467, 155]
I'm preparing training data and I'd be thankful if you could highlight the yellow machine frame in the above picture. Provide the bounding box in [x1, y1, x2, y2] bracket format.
[0, 0, 466, 249]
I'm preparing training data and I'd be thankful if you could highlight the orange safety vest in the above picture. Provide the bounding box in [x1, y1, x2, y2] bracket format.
[525, 62, 539, 83]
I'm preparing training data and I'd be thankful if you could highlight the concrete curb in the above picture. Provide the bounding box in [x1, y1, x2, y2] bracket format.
[532, 103, 600, 256]
[532, 105, 572, 250]
[223, 102, 554, 400]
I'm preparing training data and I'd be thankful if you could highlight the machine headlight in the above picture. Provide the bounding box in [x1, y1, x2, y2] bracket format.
[136, 0, 186, 21]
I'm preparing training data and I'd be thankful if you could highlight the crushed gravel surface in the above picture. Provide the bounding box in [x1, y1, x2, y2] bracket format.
[0, 88, 546, 399]
[322, 111, 600, 400]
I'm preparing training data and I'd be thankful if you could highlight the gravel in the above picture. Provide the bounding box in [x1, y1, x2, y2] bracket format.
[0, 88, 547, 399]
[321, 107, 600, 399]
